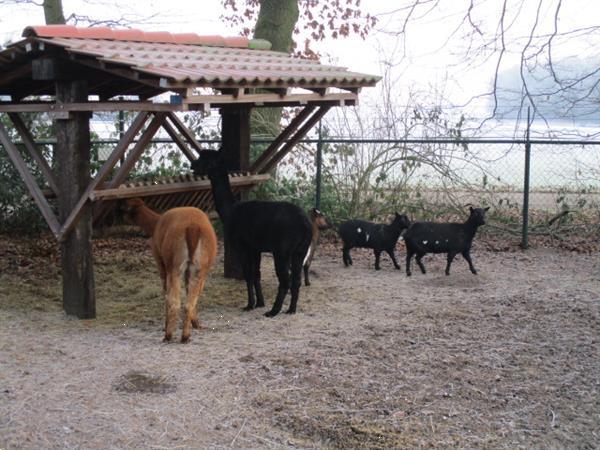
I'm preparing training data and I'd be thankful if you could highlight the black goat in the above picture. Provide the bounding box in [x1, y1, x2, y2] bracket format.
[404, 206, 490, 276]
[339, 213, 411, 270]
[191, 150, 312, 317]
[303, 208, 332, 286]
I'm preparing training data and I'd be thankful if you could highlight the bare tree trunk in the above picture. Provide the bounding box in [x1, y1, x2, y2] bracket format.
[251, 0, 299, 164]
[43, 0, 66, 24]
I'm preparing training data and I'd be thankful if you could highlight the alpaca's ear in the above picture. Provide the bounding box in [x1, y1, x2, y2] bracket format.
[469, 206, 474, 213]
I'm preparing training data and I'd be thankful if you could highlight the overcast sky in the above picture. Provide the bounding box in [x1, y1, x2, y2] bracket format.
[2, 0, 599, 127]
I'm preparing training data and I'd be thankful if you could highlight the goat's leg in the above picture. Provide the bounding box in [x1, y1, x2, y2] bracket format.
[386, 248, 401, 270]
[406, 249, 414, 276]
[303, 244, 315, 286]
[265, 252, 291, 317]
[374, 249, 382, 270]
[445, 252, 458, 275]
[415, 253, 427, 274]
[461, 250, 477, 274]
[164, 272, 182, 342]
[252, 252, 265, 307]
[342, 245, 353, 266]
[287, 253, 304, 314]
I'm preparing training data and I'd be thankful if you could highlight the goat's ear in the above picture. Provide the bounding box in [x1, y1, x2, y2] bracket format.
[484, 206, 490, 212]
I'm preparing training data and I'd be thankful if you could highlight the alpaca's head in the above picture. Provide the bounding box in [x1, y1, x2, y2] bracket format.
[118, 197, 145, 224]
[191, 149, 224, 177]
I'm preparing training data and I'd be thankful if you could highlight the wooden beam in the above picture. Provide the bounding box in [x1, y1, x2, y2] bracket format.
[260, 106, 332, 174]
[0, 120, 61, 236]
[55, 79, 95, 319]
[250, 105, 316, 173]
[8, 112, 59, 195]
[90, 174, 269, 201]
[184, 91, 358, 107]
[59, 111, 151, 240]
[161, 119, 198, 162]
[0, 101, 185, 113]
[165, 112, 204, 153]
[106, 112, 167, 189]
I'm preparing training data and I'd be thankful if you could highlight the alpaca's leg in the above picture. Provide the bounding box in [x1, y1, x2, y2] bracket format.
[303, 245, 315, 286]
[252, 252, 265, 307]
[164, 271, 181, 342]
[182, 263, 208, 343]
[239, 249, 256, 311]
[287, 253, 304, 314]
[265, 252, 291, 317]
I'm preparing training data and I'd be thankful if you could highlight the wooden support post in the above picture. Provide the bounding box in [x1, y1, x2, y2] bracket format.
[220, 106, 251, 279]
[55, 80, 95, 318]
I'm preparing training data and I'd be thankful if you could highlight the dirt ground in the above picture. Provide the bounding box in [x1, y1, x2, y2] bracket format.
[0, 232, 599, 449]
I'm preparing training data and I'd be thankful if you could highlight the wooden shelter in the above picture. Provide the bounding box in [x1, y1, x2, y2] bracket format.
[0, 25, 380, 319]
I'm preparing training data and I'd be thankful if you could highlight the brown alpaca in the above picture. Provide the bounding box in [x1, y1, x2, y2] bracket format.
[303, 208, 332, 286]
[121, 198, 218, 343]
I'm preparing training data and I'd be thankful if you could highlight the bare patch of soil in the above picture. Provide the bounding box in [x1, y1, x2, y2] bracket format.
[1, 233, 599, 448]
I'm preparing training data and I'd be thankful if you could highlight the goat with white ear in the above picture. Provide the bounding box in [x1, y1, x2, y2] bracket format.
[403, 206, 490, 276]
[338, 213, 411, 270]
[120, 198, 218, 343]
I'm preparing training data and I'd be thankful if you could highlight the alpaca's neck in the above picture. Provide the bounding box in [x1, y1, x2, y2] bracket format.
[208, 167, 236, 225]
[134, 205, 161, 236]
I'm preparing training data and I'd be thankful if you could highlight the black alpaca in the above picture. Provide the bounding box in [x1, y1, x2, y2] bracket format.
[339, 213, 411, 270]
[191, 150, 312, 317]
[404, 206, 490, 276]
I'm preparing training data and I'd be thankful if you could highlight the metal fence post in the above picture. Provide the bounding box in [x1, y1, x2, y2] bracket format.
[520, 107, 532, 249]
[315, 120, 323, 210]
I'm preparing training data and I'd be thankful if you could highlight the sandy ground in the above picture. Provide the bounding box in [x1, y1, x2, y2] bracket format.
[1, 235, 599, 449]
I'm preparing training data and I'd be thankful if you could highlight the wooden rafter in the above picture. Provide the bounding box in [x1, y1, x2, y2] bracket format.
[166, 112, 204, 153]
[161, 120, 197, 162]
[259, 105, 332, 174]
[59, 111, 151, 240]
[8, 112, 58, 195]
[250, 105, 317, 173]
[0, 120, 60, 236]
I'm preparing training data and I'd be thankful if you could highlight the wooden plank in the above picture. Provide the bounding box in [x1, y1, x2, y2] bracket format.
[0, 121, 61, 236]
[250, 105, 316, 173]
[90, 174, 269, 201]
[261, 106, 332, 174]
[184, 91, 358, 106]
[8, 112, 59, 195]
[161, 119, 197, 162]
[0, 101, 185, 113]
[59, 111, 151, 240]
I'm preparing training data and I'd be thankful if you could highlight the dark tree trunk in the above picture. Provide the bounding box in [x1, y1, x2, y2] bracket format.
[250, 0, 300, 162]
[43, 0, 66, 24]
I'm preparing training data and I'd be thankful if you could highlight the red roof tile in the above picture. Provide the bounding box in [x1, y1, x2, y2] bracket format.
[22, 25, 251, 48]
[3, 25, 380, 93]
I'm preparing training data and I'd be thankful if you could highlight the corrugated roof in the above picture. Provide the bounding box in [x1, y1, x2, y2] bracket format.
[4, 25, 380, 91]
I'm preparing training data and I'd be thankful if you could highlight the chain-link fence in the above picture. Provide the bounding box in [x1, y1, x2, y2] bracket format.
[2, 132, 599, 245]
